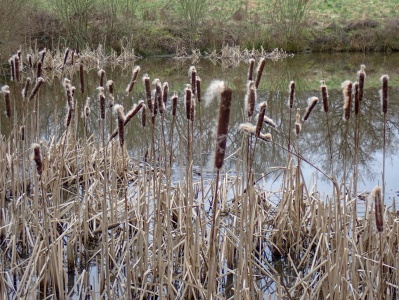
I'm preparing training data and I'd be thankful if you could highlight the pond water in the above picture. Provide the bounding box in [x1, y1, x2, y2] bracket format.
[2, 52, 397, 204]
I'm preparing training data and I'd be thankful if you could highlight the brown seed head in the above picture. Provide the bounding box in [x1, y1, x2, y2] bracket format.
[303, 97, 319, 121]
[380, 75, 389, 115]
[372, 185, 383, 232]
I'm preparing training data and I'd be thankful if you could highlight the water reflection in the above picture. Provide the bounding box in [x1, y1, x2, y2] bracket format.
[1, 53, 398, 199]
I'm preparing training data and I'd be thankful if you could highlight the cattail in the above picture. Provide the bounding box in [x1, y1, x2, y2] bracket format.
[303, 97, 319, 121]
[98, 87, 105, 119]
[125, 100, 145, 125]
[288, 81, 295, 109]
[126, 66, 141, 94]
[245, 81, 256, 118]
[188, 66, 197, 95]
[248, 58, 255, 81]
[172, 93, 178, 116]
[190, 96, 195, 122]
[214, 86, 232, 170]
[22, 77, 31, 100]
[79, 62, 84, 93]
[380, 75, 389, 115]
[32, 143, 43, 176]
[20, 126, 25, 141]
[14, 55, 20, 82]
[254, 58, 266, 89]
[141, 104, 146, 127]
[372, 185, 383, 232]
[27, 54, 32, 69]
[263, 115, 277, 128]
[28, 77, 44, 101]
[204, 80, 225, 107]
[196, 77, 201, 102]
[239, 122, 256, 134]
[63, 48, 69, 67]
[9, 57, 15, 81]
[65, 108, 72, 127]
[83, 97, 91, 127]
[153, 79, 163, 114]
[36, 61, 42, 79]
[162, 82, 169, 105]
[143, 75, 153, 113]
[255, 102, 267, 137]
[185, 85, 192, 120]
[342, 80, 352, 121]
[2, 85, 11, 117]
[320, 80, 329, 113]
[114, 104, 125, 148]
[107, 80, 114, 95]
[295, 108, 301, 136]
[71, 50, 76, 65]
[17, 49, 21, 60]
[39, 48, 46, 63]
[98, 69, 105, 87]
[354, 82, 359, 115]
[357, 64, 366, 102]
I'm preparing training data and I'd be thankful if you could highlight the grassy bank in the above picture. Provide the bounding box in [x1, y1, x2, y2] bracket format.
[0, 0, 399, 60]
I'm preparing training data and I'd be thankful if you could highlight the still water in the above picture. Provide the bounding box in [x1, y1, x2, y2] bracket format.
[1, 52, 398, 203]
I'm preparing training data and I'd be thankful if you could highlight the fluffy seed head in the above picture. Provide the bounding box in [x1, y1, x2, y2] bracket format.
[204, 80, 225, 107]
[372, 185, 383, 232]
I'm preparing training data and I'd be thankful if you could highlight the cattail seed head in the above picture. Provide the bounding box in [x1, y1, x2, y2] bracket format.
[153, 79, 163, 114]
[70, 50, 75, 65]
[172, 92, 178, 116]
[342, 80, 352, 121]
[214, 85, 232, 170]
[303, 97, 319, 121]
[22, 77, 31, 100]
[248, 58, 255, 81]
[245, 81, 256, 118]
[107, 80, 114, 95]
[372, 185, 383, 232]
[190, 96, 195, 122]
[255, 102, 267, 137]
[255, 58, 266, 89]
[185, 85, 192, 120]
[14, 55, 20, 82]
[141, 104, 146, 127]
[126, 66, 141, 94]
[63, 48, 69, 66]
[79, 63, 85, 93]
[380, 75, 389, 115]
[32, 143, 43, 176]
[28, 77, 44, 101]
[162, 82, 169, 105]
[9, 57, 15, 81]
[196, 77, 201, 102]
[2, 85, 11, 117]
[20, 126, 25, 141]
[39, 48, 46, 63]
[143, 75, 153, 113]
[36, 61, 42, 79]
[27, 54, 33, 69]
[320, 80, 329, 113]
[125, 100, 144, 125]
[295, 108, 301, 136]
[288, 81, 295, 109]
[97, 87, 105, 119]
[113, 104, 126, 148]
[357, 64, 366, 102]
[189, 66, 196, 95]
[263, 115, 276, 128]
[354, 82, 359, 115]
[98, 69, 105, 87]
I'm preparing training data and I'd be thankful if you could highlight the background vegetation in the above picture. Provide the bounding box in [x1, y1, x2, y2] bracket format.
[1, 0, 399, 60]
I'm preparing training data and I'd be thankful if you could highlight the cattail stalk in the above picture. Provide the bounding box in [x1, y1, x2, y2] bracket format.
[321, 80, 333, 174]
[303, 97, 319, 121]
[126, 66, 141, 94]
[381, 75, 389, 206]
[254, 58, 266, 89]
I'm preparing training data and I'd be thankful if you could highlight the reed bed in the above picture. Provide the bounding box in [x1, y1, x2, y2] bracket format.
[0, 48, 398, 300]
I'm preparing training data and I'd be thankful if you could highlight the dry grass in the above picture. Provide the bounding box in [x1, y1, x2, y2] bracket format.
[0, 48, 398, 299]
